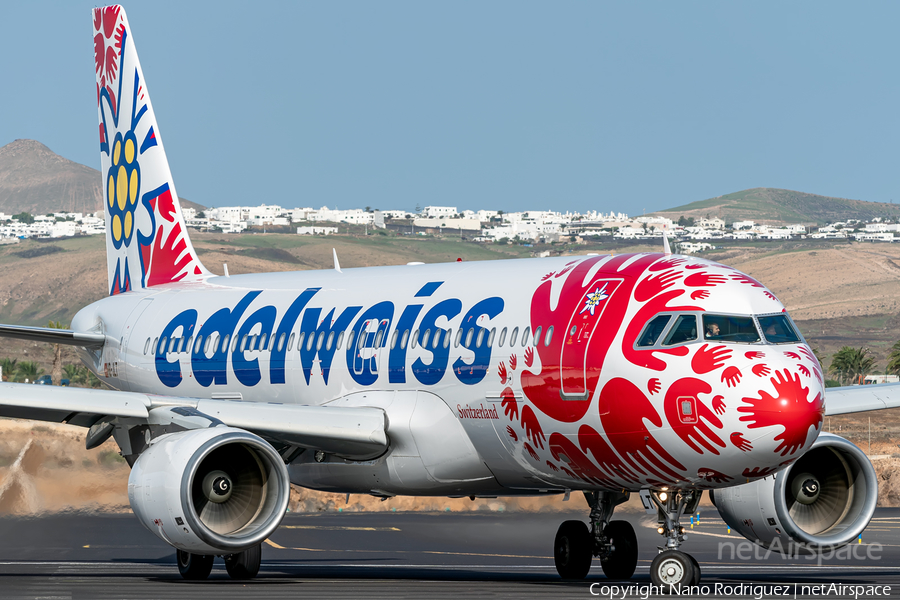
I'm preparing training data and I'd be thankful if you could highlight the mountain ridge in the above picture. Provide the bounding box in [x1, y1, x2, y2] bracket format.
[652, 187, 899, 225]
[0, 139, 205, 215]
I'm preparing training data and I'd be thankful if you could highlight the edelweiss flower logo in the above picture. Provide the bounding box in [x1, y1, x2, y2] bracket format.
[579, 284, 609, 316]
[107, 130, 141, 249]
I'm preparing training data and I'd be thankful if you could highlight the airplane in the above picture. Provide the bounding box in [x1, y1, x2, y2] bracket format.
[0, 3, 895, 585]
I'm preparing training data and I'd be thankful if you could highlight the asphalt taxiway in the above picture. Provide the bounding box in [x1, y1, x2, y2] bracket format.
[1, 508, 900, 599]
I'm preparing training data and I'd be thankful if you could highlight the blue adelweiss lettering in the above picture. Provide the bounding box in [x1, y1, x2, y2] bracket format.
[154, 284, 504, 389]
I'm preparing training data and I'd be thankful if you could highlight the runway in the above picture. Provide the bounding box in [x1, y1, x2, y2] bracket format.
[1, 507, 900, 599]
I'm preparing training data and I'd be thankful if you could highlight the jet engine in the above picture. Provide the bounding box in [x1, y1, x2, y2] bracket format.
[712, 433, 877, 553]
[128, 427, 290, 554]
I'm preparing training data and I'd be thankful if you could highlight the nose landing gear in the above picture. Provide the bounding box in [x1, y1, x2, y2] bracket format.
[553, 491, 637, 580]
[647, 489, 702, 587]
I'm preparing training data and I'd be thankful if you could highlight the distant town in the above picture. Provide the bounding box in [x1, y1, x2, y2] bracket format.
[1, 204, 897, 254]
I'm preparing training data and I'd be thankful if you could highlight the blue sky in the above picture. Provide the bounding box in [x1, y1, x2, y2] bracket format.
[2, 2, 899, 214]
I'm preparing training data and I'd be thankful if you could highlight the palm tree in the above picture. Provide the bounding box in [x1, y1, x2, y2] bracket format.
[829, 346, 875, 385]
[48, 320, 67, 385]
[0, 357, 17, 382]
[887, 341, 900, 375]
[17, 361, 44, 384]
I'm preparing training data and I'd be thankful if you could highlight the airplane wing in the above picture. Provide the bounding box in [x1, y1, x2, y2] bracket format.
[0, 382, 387, 459]
[825, 382, 900, 416]
[0, 324, 105, 348]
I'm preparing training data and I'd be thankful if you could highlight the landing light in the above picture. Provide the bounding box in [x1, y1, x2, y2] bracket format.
[659, 492, 668, 502]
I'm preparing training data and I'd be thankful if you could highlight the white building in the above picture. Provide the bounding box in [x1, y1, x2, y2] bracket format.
[297, 226, 338, 235]
[423, 206, 458, 218]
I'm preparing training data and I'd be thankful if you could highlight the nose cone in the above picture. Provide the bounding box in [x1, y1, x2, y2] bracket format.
[737, 363, 825, 458]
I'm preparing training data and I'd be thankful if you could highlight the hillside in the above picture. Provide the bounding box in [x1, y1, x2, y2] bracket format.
[653, 187, 900, 225]
[0, 139, 204, 215]
[0, 140, 102, 215]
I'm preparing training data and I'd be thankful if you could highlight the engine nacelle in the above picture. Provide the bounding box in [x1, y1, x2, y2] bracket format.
[712, 433, 877, 553]
[128, 427, 290, 555]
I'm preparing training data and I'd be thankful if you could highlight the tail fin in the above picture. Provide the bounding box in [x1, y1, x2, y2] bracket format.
[93, 5, 210, 296]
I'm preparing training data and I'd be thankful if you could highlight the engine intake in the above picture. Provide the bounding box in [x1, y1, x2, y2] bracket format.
[128, 427, 289, 554]
[712, 433, 877, 552]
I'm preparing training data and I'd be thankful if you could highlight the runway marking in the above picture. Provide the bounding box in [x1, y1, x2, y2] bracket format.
[281, 525, 401, 532]
[264, 539, 545, 559]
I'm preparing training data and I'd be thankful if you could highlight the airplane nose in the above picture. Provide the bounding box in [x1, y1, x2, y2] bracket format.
[737, 366, 825, 457]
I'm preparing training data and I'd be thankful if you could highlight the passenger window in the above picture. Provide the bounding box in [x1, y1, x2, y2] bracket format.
[637, 315, 672, 347]
[443, 330, 451, 348]
[327, 331, 335, 351]
[465, 328, 474, 348]
[488, 327, 496, 347]
[232, 335, 239, 352]
[153, 337, 161, 355]
[240, 335, 248, 352]
[390, 330, 398, 350]
[250, 334, 258, 351]
[317, 332, 325, 351]
[221, 335, 230, 353]
[184, 336, 193, 354]
[758, 314, 800, 344]
[421, 329, 431, 349]
[336, 331, 345, 349]
[401, 329, 409, 350]
[344, 331, 354, 351]
[177, 337, 186, 353]
[510, 327, 519, 347]
[358, 329, 366, 349]
[260, 333, 268, 349]
[703, 314, 761, 343]
[297, 332, 306, 351]
[374, 329, 384, 348]
[411, 329, 419, 349]
[454, 328, 462, 348]
[307, 333, 315, 352]
[534, 326, 542, 346]
[277, 332, 286, 352]
[143, 338, 151, 355]
[498, 327, 507, 347]
[662, 315, 698, 346]
[288, 332, 295, 351]
[544, 326, 553, 347]
[193, 336, 202, 354]
[522, 327, 531, 347]
[476, 329, 485, 348]
[432, 330, 441, 349]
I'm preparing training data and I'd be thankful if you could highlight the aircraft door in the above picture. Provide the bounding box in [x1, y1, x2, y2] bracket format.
[559, 278, 622, 398]
[351, 318, 390, 380]
[121, 297, 154, 386]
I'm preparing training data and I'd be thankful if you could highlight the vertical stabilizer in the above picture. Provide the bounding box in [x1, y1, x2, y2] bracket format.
[94, 5, 210, 296]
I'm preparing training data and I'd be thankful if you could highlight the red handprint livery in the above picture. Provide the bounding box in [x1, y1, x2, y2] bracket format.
[491, 251, 823, 492]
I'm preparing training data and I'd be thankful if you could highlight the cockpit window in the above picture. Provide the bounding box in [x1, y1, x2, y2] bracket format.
[637, 315, 672, 347]
[662, 315, 698, 346]
[758, 314, 801, 344]
[702, 314, 760, 343]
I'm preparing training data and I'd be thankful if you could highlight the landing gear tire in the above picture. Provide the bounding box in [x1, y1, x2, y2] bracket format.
[225, 544, 262, 580]
[650, 550, 694, 587]
[688, 553, 701, 586]
[600, 520, 638, 580]
[554, 520, 592, 580]
[176, 550, 214, 580]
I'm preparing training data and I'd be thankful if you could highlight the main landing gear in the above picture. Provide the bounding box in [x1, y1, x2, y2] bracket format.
[176, 544, 262, 580]
[647, 489, 702, 587]
[553, 491, 637, 580]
